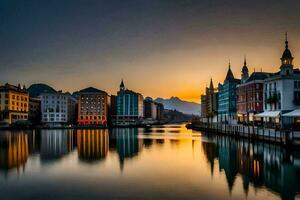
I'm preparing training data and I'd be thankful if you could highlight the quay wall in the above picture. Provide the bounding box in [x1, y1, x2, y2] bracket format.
[187, 122, 300, 146]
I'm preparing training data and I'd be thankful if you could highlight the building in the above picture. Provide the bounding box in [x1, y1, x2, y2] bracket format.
[144, 97, 158, 120]
[28, 97, 41, 124]
[77, 87, 108, 126]
[156, 102, 164, 120]
[205, 78, 218, 122]
[200, 95, 207, 118]
[218, 62, 241, 123]
[257, 34, 300, 128]
[0, 83, 29, 125]
[115, 80, 144, 126]
[66, 93, 77, 125]
[41, 92, 69, 127]
[236, 58, 271, 123]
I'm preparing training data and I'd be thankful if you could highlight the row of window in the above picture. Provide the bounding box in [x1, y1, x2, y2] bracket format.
[43, 95, 66, 100]
[11, 95, 28, 101]
[79, 116, 104, 120]
[43, 100, 67, 104]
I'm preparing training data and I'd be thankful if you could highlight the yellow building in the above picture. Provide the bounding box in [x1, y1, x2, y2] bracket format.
[0, 83, 29, 125]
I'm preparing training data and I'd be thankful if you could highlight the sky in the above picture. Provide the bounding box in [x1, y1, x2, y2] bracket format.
[1, 0, 300, 103]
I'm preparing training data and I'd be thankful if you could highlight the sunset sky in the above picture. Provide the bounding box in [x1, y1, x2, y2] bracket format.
[1, 0, 300, 103]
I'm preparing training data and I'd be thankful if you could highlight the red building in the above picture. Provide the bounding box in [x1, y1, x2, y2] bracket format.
[237, 72, 271, 123]
[78, 87, 109, 126]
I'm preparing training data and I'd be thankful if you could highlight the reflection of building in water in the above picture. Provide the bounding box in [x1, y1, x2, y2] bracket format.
[0, 132, 28, 173]
[112, 128, 141, 170]
[40, 129, 75, 163]
[201, 141, 218, 176]
[27, 130, 41, 154]
[77, 129, 109, 162]
[202, 134, 300, 199]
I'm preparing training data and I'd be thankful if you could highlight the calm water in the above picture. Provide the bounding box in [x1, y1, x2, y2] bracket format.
[0, 124, 299, 200]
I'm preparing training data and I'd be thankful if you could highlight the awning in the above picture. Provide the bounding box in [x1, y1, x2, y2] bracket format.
[255, 111, 281, 117]
[282, 109, 300, 117]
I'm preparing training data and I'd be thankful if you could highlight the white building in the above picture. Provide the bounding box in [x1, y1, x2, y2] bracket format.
[41, 92, 69, 127]
[257, 34, 300, 127]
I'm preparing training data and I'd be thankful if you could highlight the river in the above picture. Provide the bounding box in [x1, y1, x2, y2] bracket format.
[0, 124, 299, 200]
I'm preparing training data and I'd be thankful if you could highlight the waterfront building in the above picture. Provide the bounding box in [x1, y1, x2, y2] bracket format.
[205, 78, 218, 122]
[66, 93, 77, 125]
[236, 58, 271, 123]
[257, 34, 300, 128]
[218, 62, 241, 123]
[144, 97, 158, 120]
[40, 92, 69, 127]
[77, 87, 108, 126]
[156, 102, 164, 120]
[28, 97, 41, 124]
[200, 95, 207, 118]
[115, 80, 144, 125]
[0, 83, 29, 125]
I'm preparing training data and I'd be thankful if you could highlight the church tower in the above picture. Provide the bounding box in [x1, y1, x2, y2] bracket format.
[225, 60, 235, 81]
[241, 56, 249, 83]
[280, 32, 294, 76]
[120, 79, 125, 91]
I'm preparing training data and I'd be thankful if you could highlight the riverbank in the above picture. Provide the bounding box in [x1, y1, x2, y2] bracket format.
[0, 122, 168, 131]
[187, 122, 300, 146]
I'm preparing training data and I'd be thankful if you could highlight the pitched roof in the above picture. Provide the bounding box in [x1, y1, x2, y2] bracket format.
[79, 87, 107, 94]
[246, 72, 272, 82]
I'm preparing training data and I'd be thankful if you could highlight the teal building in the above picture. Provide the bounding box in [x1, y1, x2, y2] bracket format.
[116, 80, 144, 125]
[218, 63, 241, 123]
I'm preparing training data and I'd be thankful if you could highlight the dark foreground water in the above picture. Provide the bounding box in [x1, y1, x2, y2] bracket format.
[0, 124, 299, 200]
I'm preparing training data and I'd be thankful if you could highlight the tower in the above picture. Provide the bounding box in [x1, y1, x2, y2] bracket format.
[225, 60, 234, 81]
[241, 56, 249, 83]
[280, 32, 294, 76]
[120, 79, 125, 91]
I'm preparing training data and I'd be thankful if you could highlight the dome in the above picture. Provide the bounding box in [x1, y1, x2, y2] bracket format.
[280, 33, 294, 64]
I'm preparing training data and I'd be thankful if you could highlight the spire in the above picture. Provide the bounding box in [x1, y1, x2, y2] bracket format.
[281, 32, 293, 65]
[241, 56, 249, 83]
[209, 78, 214, 89]
[285, 32, 288, 49]
[225, 60, 234, 81]
[120, 79, 125, 91]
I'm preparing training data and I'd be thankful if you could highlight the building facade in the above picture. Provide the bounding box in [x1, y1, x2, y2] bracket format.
[0, 83, 29, 125]
[28, 97, 41, 124]
[200, 95, 207, 118]
[115, 80, 144, 125]
[205, 79, 218, 122]
[156, 103, 164, 121]
[259, 34, 300, 127]
[41, 92, 68, 126]
[144, 98, 158, 120]
[218, 63, 241, 123]
[77, 87, 108, 126]
[236, 58, 271, 123]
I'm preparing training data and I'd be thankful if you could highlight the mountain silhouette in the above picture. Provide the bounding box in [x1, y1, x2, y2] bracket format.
[155, 96, 200, 115]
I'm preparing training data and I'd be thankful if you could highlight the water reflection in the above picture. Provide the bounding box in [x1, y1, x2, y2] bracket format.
[0, 126, 299, 199]
[202, 134, 300, 200]
[77, 129, 108, 162]
[111, 128, 141, 170]
[40, 129, 75, 163]
[0, 132, 28, 173]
